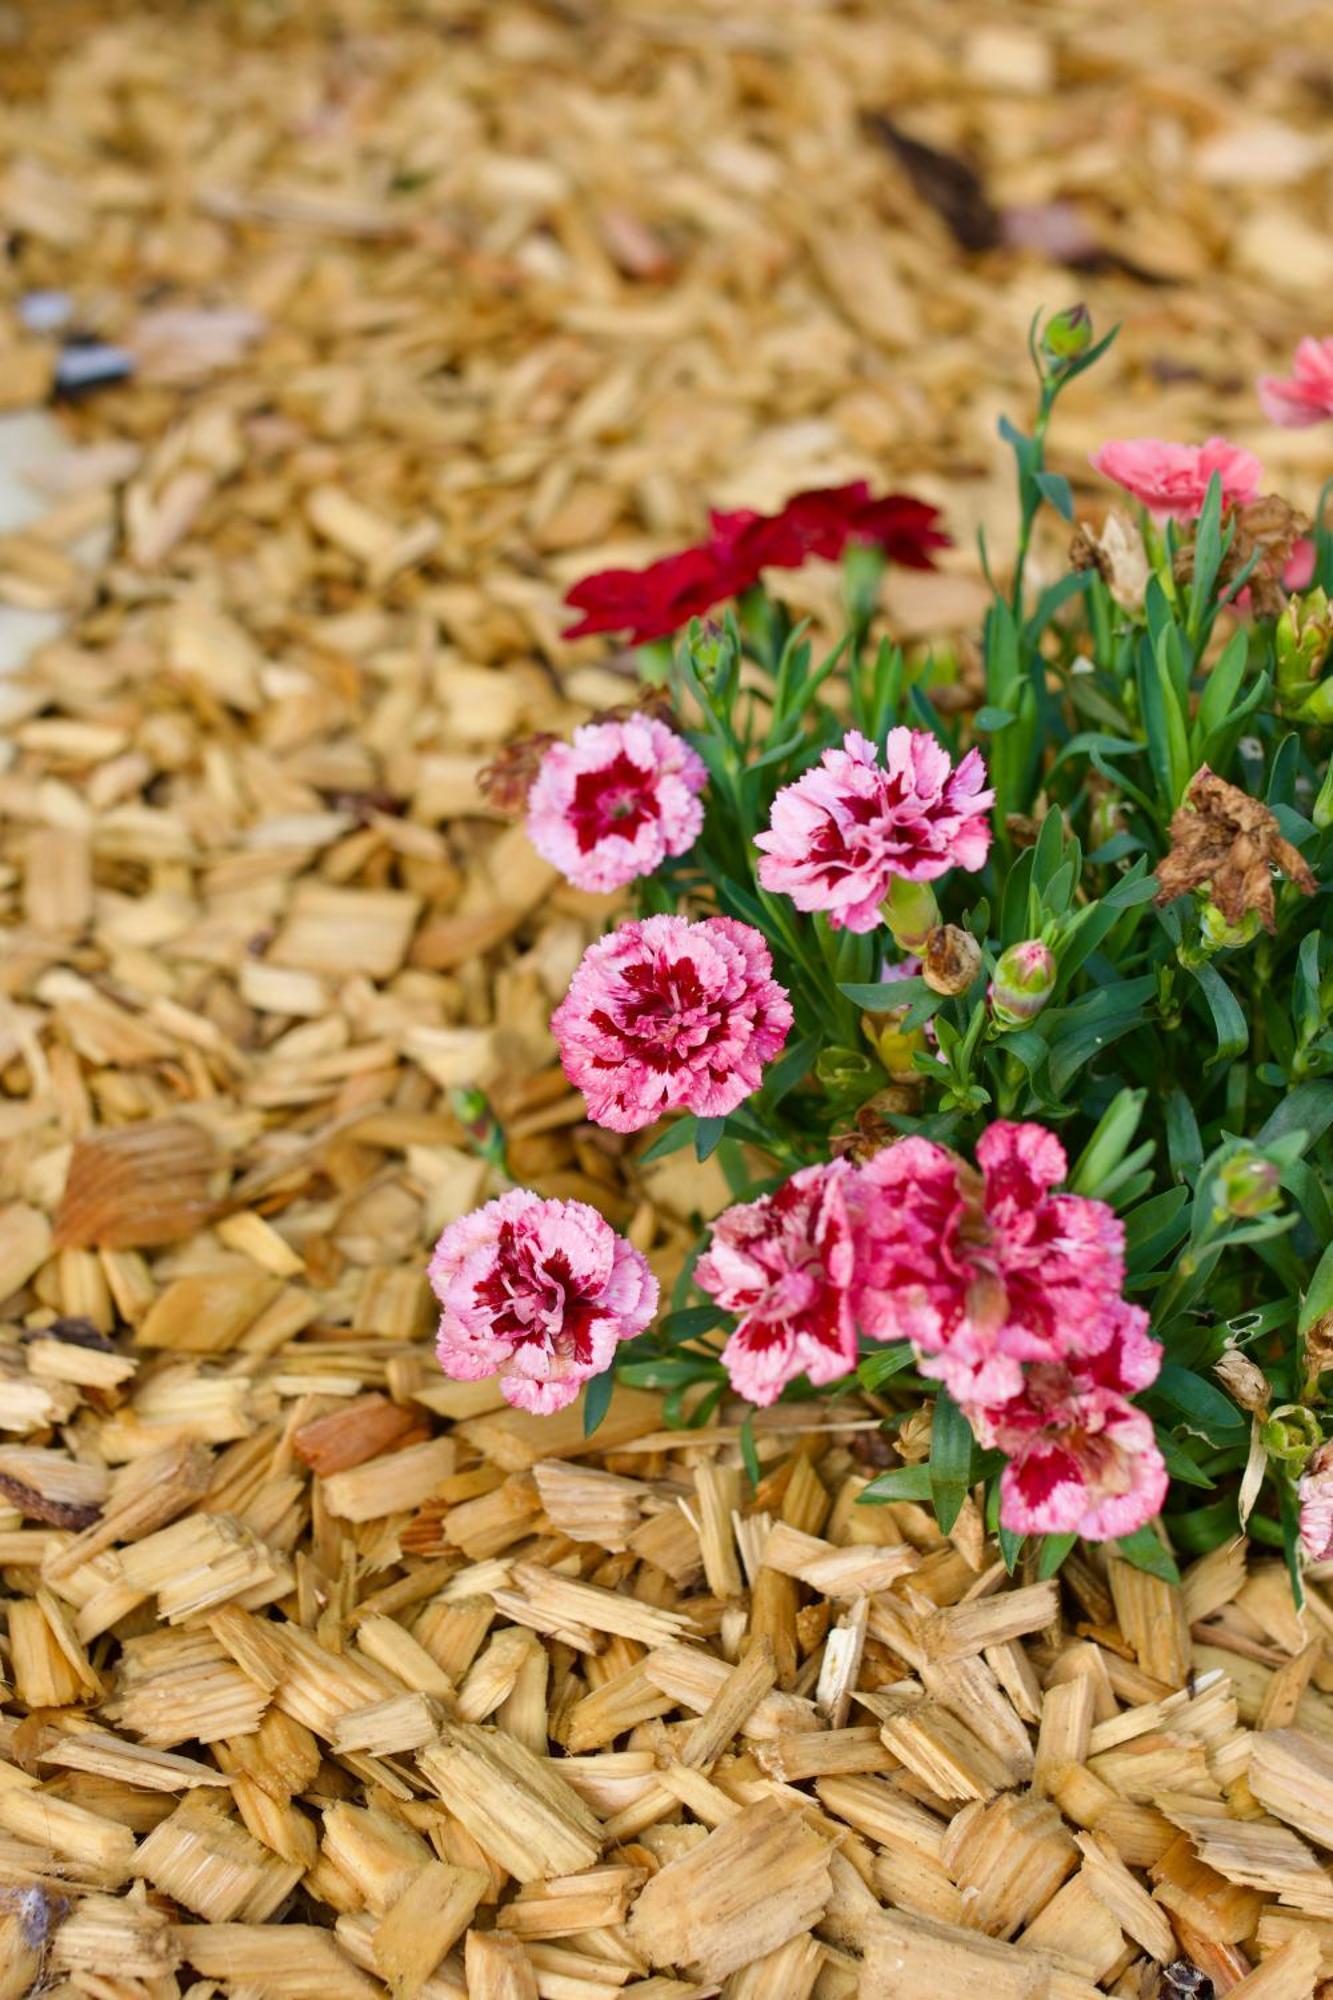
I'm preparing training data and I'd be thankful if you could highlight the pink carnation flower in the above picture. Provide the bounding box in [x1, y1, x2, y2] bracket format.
[552, 915, 792, 1134]
[755, 729, 993, 934]
[696, 1163, 859, 1406]
[968, 1304, 1167, 1540]
[430, 1191, 657, 1415]
[1298, 1443, 1333, 1562]
[1258, 337, 1333, 429]
[1089, 438, 1263, 521]
[526, 717, 707, 894]
[849, 1121, 1126, 1405]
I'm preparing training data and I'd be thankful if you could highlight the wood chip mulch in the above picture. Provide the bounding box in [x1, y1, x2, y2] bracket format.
[2, 3, 1333, 1995]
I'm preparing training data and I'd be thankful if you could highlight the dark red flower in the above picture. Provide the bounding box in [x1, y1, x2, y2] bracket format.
[563, 544, 750, 645]
[563, 485, 948, 643]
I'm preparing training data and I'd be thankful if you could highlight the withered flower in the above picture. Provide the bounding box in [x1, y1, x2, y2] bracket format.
[1173, 492, 1309, 622]
[1155, 765, 1316, 933]
[477, 731, 560, 814]
[1070, 510, 1149, 613]
[921, 923, 983, 996]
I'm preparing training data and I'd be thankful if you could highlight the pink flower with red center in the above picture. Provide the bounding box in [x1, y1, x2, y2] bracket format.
[849, 1120, 1126, 1405]
[696, 1162, 859, 1406]
[552, 915, 792, 1134]
[1089, 438, 1263, 521]
[755, 729, 993, 934]
[967, 1303, 1167, 1540]
[562, 486, 947, 645]
[429, 1191, 657, 1415]
[526, 717, 707, 894]
[1258, 337, 1333, 429]
[1298, 1443, 1333, 1562]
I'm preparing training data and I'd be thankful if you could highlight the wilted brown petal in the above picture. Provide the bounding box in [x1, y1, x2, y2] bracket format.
[1155, 765, 1317, 932]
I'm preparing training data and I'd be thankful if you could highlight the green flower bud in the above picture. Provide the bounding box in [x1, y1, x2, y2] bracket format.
[990, 940, 1056, 1026]
[1315, 758, 1333, 832]
[1261, 1403, 1323, 1470]
[1276, 587, 1332, 705]
[881, 876, 940, 953]
[1198, 898, 1262, 953]
[1213, 1150, 1282, 1223]
[843, 539, 886, 627]
[1041, 304, 1093, 365]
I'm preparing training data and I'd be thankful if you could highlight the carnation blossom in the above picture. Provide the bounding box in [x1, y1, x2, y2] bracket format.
[430, 1191, 657, 1415]
[696, 1163, 859, 1405]
[526, 717, 707, 893]
[1298, 1442, 1333, 1562]
[1258, 337, 1333, 429]
[968, 1303, 1168, 1539]
[849, 1121, 1126, 1405]
[551, 914, 792, 1133]
[1090, 438, 1263, 521]
[563, 485, 947, 643]
[755, 728, 993, 934]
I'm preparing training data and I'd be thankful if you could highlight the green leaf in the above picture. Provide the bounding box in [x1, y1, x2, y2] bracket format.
[657, 1305, 725, 1345]
[1300, 1238, 1333, 1337]
[1258, 1081, 1333, 1154]
[1151, 1361, 1248, 1446]
[974, 704, 1017, 731]
[638, 1117, 697, 1165]
[1037, 1533, 1078, 1580]
[1035, 470, 1074, 521]
[758, 1032, 819, 1110]
[840, 977, 931, 1011]
[695, 1116, 727, 1161]
[739, 1413, 761, 1490]
[582, 1369, 616, 1439]
[858, 1465, 933, 1504]
[1114, 1525, 1180, 1585]
[929, 1391, 974, 1536]
[856, 1344, 916, 1391]
[1069, 1088, 1147, 1197]
[1188, 962, 1249, 1066]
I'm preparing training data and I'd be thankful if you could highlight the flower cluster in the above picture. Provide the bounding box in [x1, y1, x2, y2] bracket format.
[563, 482, 947, 644]
[429, 309, 1333, 1578]
[695, 1122, 1166, 1540]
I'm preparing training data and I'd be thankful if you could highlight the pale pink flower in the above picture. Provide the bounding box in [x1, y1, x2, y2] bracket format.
[430, 1191, 657, 1415]
[1258, 338, 1333, 429]
[849, 1121, 1126, 1405]
[1298, 1442, 1333, 1562]
[696, 1163, 859, 1406]
[755, 729, 993, 934]
[526, 717, 707, 894]
[1090, 437, 1263, 521]
[969, 1304, 1167, 1540]
[551, 915, 792, 1133]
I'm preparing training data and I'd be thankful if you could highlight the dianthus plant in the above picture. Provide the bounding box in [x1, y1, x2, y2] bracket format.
[437, 309, 1333, 1596]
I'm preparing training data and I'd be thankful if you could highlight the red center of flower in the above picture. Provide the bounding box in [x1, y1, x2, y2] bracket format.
[476, 1226, 605, 1366]
[568, 752, 656, 853]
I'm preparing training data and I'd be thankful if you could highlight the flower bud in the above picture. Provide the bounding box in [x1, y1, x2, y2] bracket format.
[1315, 758, 1333, 832]
[1198, 898, 1262, 953]
[1041, 303, 1093, 365]
[922, 924, 983, 997]
[1262, 1403, 1323, 1470]
[1213, 1346, 1269, 1414]
[862, 1011, 928, 1081]
[1275, 587, 1332, 704]
[881, 875, 939, 952]
[1213, 1150, 1282, 1223]
[990, 940, 1056, 1026]
[843, 539, 886, 627]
